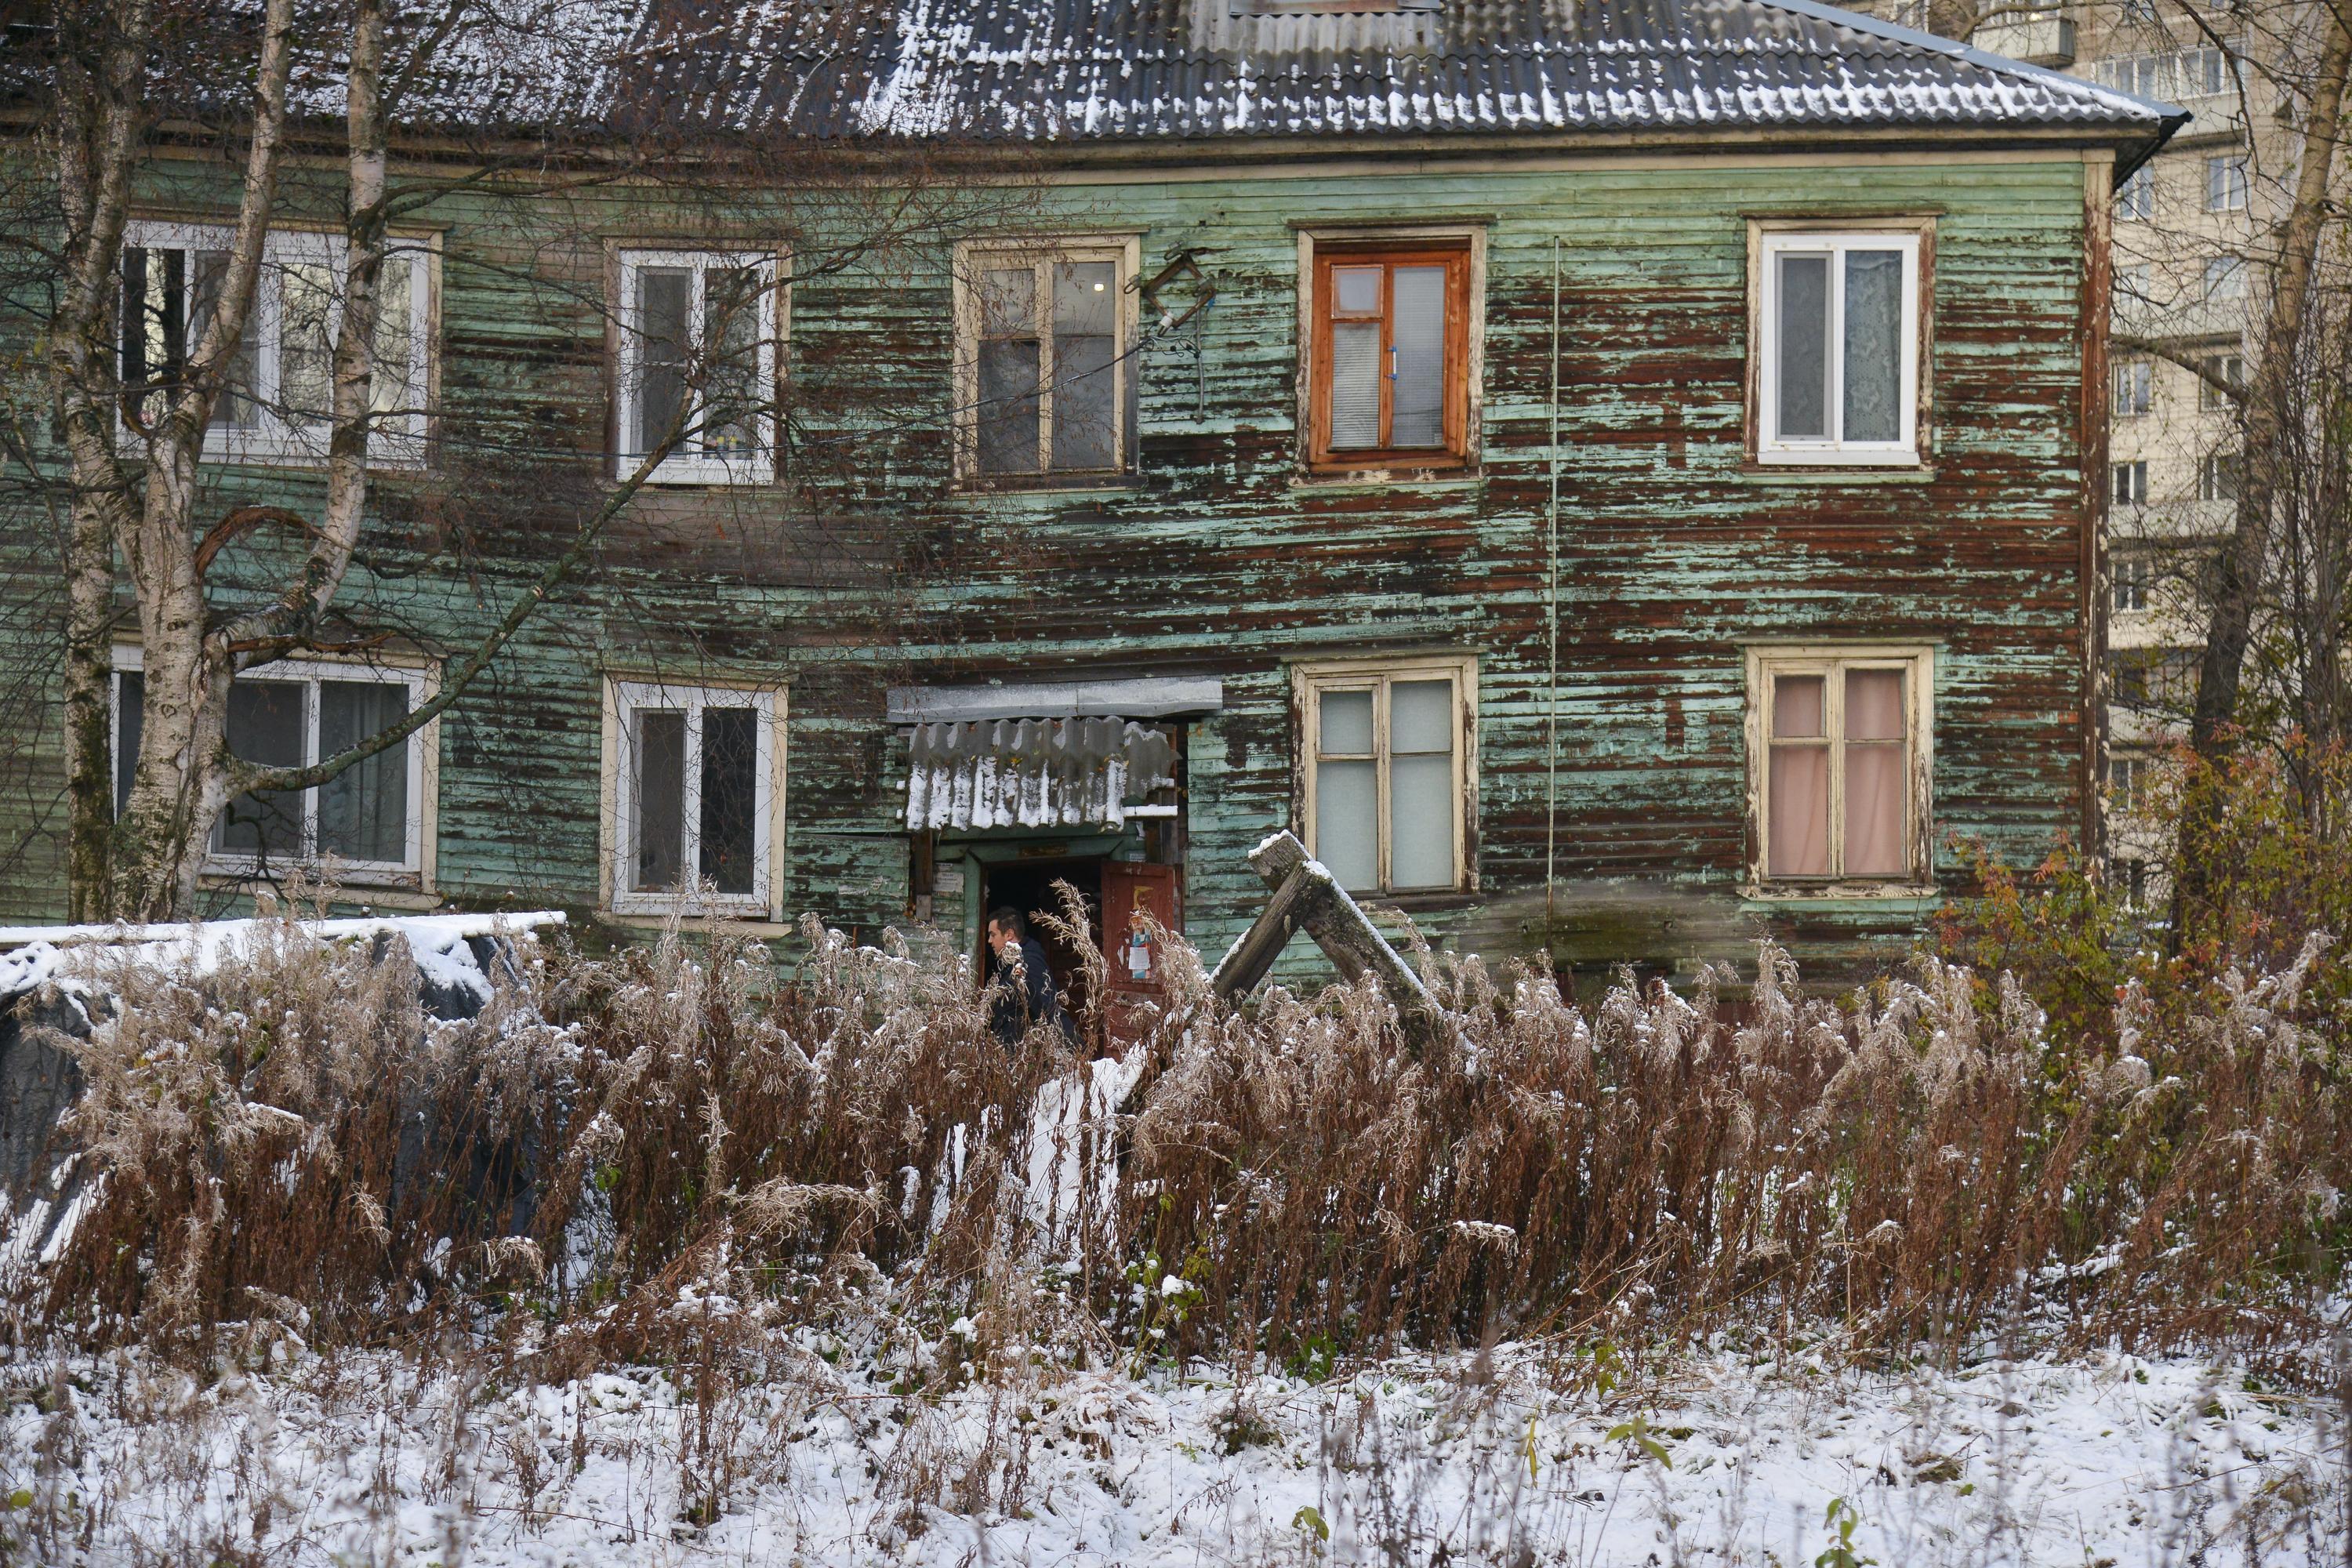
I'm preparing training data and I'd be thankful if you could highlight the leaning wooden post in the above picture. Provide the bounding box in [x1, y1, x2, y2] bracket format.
[1208, 830, 1450, 1056]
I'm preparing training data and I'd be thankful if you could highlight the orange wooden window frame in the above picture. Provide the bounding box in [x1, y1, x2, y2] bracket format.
[1307, 244, 1470, 471]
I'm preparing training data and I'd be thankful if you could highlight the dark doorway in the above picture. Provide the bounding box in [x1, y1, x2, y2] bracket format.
[980, 857, 1102, 1024]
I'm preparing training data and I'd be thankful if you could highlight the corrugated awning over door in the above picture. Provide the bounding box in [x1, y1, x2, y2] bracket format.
[904, 717, 1177, 832]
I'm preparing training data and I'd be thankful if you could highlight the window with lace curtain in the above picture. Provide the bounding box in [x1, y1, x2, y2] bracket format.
[1750, 224, 1927, 466]
[1746, 648, 1933, 889]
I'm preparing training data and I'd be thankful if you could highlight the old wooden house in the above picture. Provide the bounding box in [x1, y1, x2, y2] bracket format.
[0, 0, 2183, 999]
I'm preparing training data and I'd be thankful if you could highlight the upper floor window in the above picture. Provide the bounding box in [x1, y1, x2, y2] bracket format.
[2205, 156, 2249, 212]
[604, 679, 782, 918]
[2114, 459, 2149, 506]
[2114, 551, 2151, 612]
[2113, 358, 2152, 417]
[1296, 655, 1475, 895]
[953, 239, 1135, 485]
[2117, 165, 2156, 222]
[2200, 452, 2241, 501]
[1747, 647, 1933, 888]
[1753, 227, 1926, 466]
[113, 652, 431, 880]
[120, 221, 430, 464]
[2201, 354, 2244, 410]
[1305, 240, 1474, 470]
[2202, 256, 2246, 301]
[616, 249, 780, 485]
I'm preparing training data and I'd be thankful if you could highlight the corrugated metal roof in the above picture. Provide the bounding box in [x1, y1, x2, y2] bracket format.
[904, 717, 1178, 831]
[565, 0, 2181, 157]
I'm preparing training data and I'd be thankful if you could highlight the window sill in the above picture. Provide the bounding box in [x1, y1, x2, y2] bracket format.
[599, 911, 794, 938]
[953, 476, 1142, 499]
[1733, 464, 1936, 485]
[201, 870, 437, 908]
[1292, 469, 1481, 494]
[1739, 881, 1939, 904]
[622, 463, 776, 489]
[1366, 889, 1479, 913]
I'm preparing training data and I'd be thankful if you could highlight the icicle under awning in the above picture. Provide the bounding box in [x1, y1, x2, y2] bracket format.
[903, 717, 1177, 832]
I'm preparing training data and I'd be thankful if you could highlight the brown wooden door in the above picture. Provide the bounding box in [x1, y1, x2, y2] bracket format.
[1099, 862, 1178, 1042]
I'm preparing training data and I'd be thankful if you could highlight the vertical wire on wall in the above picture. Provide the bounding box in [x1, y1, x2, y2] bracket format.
[1546, 236, 1562, 924]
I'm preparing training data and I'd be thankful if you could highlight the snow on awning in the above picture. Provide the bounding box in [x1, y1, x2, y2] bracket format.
[904, 717, 1177, 832]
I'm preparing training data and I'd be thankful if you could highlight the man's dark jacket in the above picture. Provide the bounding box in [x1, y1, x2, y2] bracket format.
[989, 935, 1070, 1045]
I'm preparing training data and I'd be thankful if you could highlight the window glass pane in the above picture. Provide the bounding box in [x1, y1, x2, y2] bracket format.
[1841, 249, 1904, 445]
[121, 249, 184, 430]
[370, 254, 412, 419]
[216, 681, 305, 858]
[1774, 253, 1830, 440]
[114, 672, 143, 819]
[979, 267, 1035, 335]
[1771, 674, 1825, 739]
[1328, 321, 1382, 450]
[1315, 758, 1377, 891]
[699, 706, 759, 896]
[1389, 265, 1446, 448]
[631, 709, 687, 891]
[192, 250, 260, 432]
[1319, 688, 1374, 754]
[700, 266, 763, 455]
[1767, 745, 1831, 877]
[1333, 265, 1381, 315]
[1844, 669, 1904, 741]
[316, 679, 410, 863]
[1389, 678, 1452, 754]
[1843, 743, 1907, 877]
[634, 267, 690, 456]
[1051, 261, 1118, 471]
[1388, 755, 1454, 889]
[977, 339, 1041, 473]
[280, 260, 336, 427]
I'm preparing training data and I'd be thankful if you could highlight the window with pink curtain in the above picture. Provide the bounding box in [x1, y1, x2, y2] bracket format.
[1767, 675, 1830, 877]
[1842, 670, 1907, 877]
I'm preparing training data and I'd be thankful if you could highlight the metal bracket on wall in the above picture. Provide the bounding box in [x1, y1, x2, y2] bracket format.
[1138, 248, 1217, 423]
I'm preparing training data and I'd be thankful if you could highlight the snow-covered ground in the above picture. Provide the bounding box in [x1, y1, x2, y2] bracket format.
[7, 1336, 2341, 1566]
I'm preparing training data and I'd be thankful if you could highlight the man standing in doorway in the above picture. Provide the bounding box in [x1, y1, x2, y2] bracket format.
[986, 906, 1071, 1047]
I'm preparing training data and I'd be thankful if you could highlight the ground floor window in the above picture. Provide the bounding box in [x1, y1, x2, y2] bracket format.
[1746, 646, 1933, 888]
[1294, 655, 1476, 895]
[604, 679, 782, 916]
[111, 652, 430, 878]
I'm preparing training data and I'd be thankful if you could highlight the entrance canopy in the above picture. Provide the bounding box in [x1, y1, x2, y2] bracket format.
[892, 676, 1218, 833]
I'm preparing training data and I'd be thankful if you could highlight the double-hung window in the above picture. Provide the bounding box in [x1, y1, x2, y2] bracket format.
[607, 681, 782, 916]
[120, 221, 431, 462]
[616, 250, 780, 484]
[1754, 228, 1925, 465]
[956, 240, 1134, 482]
[1748, 648, 1932, 887]
[1306, 243, 1472, 470]
[1297, 656, 1475, 895]
[111, 652, 430, 880]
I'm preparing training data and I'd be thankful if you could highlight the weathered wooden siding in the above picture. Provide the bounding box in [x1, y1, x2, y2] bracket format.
[0, 151, 2100, 988]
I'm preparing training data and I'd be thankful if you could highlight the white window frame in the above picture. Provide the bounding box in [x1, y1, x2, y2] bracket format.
[950, 235, 1141, 486]
[2205, 156, 2249, 213]
[615, 249, 782, 486]
[119, 220, 434, 466]
[2113, 459, 2149, 506]
[601, 678, 786, 919]
[1744, 645, 1935, 894]
[2112, 358, 2152, 418]
[2116, 165, 2156, 222]
[1293, 653, 1478, 897]
[1751, 226, 1927, 467]
[2113, 550, 2151, 612]
[109, 647, 434, 884]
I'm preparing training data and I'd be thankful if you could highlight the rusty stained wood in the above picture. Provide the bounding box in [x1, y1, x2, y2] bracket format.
[0, 155, 2104, 992]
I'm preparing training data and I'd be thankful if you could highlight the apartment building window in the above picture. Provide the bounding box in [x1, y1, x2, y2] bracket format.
[2113, 459, 2148, 506]
[605, 680, 782, 916]
[954, 239, 1136, 483]
[113, 653, 430, 877]
[2111, 648, 2198, 710]
[1747, 648, 1933, 887]
[120, 221, 431, 462]
[1304, 239, 1475, 470]
[2203, 256, 2245, 301]
[2114, 552, 2151, 612]
[2111, 752, 2147, 813]
[2115, 263, 2154, 305]
[2205, 156, 2249, 212]
[1296, 656, 1475, 895]
[1752, 227, 1926, 465]
[2200, 452, 2241, 501]
[616, 249, 780, 484]
[2200, 353, 2244, 410]
[2117, 165, 2156, 221]
[2112, 358, 2152, 417]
